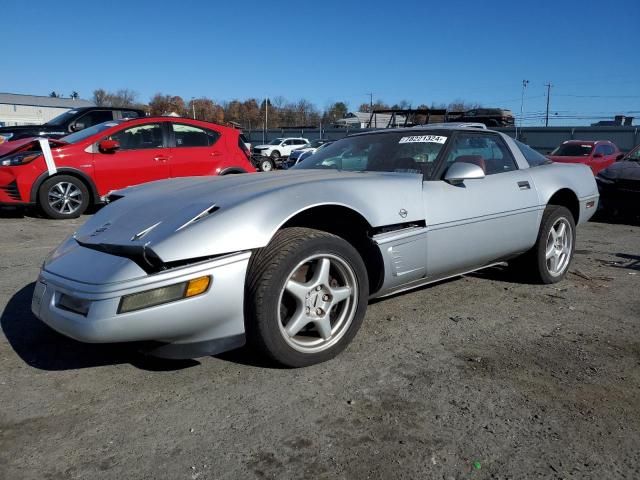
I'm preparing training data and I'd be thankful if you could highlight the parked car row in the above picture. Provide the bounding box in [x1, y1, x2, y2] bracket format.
[0, 116, 254, 218]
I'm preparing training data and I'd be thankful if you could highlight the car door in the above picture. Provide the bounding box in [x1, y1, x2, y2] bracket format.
[281, 139, 295, 156]
[92, 122, 170, 194]
[168, 122, 223, 177]
[590, 144, 610, 174]
[422, 132, 541, 278]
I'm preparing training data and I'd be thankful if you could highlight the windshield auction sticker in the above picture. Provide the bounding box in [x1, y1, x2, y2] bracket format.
[399, 135, 447, 144]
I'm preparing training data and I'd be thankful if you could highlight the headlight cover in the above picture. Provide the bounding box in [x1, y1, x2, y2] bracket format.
[118, 276, 211, 313]
[0, 151, 41, 166]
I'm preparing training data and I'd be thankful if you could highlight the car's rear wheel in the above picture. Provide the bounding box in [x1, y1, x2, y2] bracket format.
[512, 205, 575, 284]
[259, 158, 275, 172]
[245, 227, 369, 367]
[38, 175, 90, 219]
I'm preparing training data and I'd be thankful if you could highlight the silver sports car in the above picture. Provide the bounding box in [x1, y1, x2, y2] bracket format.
[32, 125, 599, 367]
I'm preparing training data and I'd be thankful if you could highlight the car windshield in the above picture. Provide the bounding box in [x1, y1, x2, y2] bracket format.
[551, 143, 593, 156]
[626, 146, 640, 161]
[294, 131, 449, 177]
[514, 139, 550, 167]
[307, 140, 326, 148]
[44, 110, 79, 126]
[60, 120, 122, 144]
[268, 138, 284, 145]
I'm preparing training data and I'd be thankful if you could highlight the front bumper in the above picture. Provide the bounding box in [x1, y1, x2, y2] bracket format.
[32, 247, 251, 358]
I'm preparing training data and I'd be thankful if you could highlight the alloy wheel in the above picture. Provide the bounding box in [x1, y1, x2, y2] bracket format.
[277, 254, 358, 353]
[545, 217, 572, 276]
[47, 181, 83, 215]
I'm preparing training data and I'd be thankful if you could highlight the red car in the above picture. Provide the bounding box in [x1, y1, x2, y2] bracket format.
[0, 117, 255, 218]
[548, 140, 623, 175]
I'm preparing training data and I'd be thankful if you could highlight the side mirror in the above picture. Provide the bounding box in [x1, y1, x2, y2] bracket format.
[592, 153, 603, 158]
[98, 139, 120, 153]
[444, 162, 485, 185]
[616, 153, 625, 161]
[70, 121, 86, 132]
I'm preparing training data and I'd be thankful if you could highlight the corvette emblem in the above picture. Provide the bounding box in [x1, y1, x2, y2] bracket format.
[399, 209, 408, 218]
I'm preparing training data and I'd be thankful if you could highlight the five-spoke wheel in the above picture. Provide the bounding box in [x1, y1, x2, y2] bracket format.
[278, 254, 358, 354]
[245, 227, 368, 367]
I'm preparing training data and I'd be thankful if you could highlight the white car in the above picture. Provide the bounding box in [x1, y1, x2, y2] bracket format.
[252, 137, 309, 171]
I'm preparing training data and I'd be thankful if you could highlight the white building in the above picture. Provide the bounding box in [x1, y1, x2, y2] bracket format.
[0, 93, 94, 127]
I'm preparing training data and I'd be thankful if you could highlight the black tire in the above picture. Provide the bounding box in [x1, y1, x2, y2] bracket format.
[38, 175, 90, 219]
[259, 158, 275, 172]
[512, 205, 576, 284]
[270, 150, 281, 160]
[245, 227, 369, 367]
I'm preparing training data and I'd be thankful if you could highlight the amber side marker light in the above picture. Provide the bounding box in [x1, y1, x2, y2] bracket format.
[118, 276, 212, 314]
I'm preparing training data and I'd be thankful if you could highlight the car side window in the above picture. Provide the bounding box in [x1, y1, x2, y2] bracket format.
[120, 110, 141, 119]
[283, 140, 293, 146]
[172, 124, 219, 147]
[594, 145, 607, 155]
[77, 110, 114, 128]
[108, 123, 164, 150]
[441, 133, 517, 176]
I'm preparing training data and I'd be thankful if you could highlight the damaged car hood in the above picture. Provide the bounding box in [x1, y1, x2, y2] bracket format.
[73, 170, 425, 263]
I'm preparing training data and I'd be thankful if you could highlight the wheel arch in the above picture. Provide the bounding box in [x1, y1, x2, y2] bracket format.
[547, 188, 580, 223]
[218, 167, 248, 175]
[30, 168, 100, 205]
[279, 204, 384, 294]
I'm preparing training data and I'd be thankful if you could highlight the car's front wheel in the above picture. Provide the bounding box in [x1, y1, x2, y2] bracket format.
[245, 227, 369, 367]
[513, 205, 576, 284]
[38, 175, 90, 219]
[259, 158, 275, 172]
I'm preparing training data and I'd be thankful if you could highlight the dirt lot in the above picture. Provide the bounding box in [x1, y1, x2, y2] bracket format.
[0, 210, 638, 479]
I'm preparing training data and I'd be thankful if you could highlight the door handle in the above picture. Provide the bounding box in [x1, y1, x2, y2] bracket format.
[517, 181, 531, 190]
[153, 156, 169, 162]
[210, 151, 223, 157]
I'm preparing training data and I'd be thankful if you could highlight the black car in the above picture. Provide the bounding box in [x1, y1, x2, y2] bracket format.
[0, 107, 146, 142]
[596, 145, 640, 217]
[447, 108, 515, 127]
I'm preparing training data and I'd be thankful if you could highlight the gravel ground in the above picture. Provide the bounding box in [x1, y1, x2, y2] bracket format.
[0, 210, 638, 479]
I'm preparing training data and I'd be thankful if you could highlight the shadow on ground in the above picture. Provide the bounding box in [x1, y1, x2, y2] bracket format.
[1, 283, 200, 371]
[1, 282, 277, 371]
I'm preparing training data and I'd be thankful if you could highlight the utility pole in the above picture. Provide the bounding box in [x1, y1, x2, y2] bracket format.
[263, 96, 269, 144]
[517, 79, 529, 139]
[544, 83, 552, 127]
[366, 93, 373, 112]
[191, 97, 196, 119]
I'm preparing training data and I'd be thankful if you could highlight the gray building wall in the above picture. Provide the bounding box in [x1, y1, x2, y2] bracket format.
[0, 93, 93, 126]
[245, 126, 640, 153]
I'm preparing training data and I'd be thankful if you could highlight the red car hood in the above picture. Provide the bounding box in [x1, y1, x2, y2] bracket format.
[0, 137, 67, 158]
[548, 155, 590, 164]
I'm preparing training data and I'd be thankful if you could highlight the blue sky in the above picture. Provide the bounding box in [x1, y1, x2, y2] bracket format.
[3, 0, 639, 125]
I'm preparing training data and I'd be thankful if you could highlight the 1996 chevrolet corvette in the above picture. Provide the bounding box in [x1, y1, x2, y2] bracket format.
[32, 125, 599, 367]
